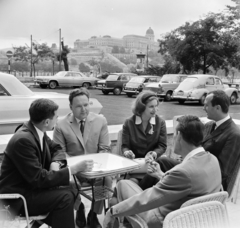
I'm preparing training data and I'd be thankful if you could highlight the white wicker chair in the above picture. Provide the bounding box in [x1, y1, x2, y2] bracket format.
[0, 193, 49, 228]
[163, 201, 230, 228]
[181, 191, 228, 208]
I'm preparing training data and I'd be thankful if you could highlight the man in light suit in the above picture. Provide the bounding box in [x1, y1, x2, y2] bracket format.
[103, 115, 221, 228]
[53, 88, 111, 228]
[0, 99, 94, 228]
[202, 90, 240, 192]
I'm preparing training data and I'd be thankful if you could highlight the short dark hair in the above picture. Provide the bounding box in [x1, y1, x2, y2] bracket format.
[176, 115, 204, 147]
[29, 99, 58, 124]
[69, 88, 90, 104]
[208, 90, 229, 113]
[132, 91, 159, 116]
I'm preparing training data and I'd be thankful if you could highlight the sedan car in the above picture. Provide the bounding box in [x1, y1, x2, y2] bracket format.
[143, 74, 187, 101]
[172, 74, 239, 105]
[123, 75, 161, 97]
[0, 73, 102, 134]
[101, 73, 137, 95]
[35, 71, 98, 89]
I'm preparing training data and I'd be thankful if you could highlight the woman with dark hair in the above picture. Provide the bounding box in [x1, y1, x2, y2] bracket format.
[122, 91, 167, 162]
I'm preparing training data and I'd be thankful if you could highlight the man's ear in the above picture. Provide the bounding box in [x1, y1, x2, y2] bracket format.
[43, 119, 49, 126]
[69, 104, 72, 111]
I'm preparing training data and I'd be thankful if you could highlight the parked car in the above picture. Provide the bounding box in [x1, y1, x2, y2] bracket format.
[34, 71, 98, 89]
[143, 74, 187, 101]
[123, 75, 161, 97]
[172, 74, 239, 105]
[100, 73, 137, 95]
[0, 73, 102, 134]
[96, 77, 108, 90]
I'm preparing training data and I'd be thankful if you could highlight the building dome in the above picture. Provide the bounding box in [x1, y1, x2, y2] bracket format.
[146, 27, 154, 35]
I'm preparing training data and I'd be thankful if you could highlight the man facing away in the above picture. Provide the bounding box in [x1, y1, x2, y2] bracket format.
[103, 115, 221, 228]
[53, 88, 112, 228]
[0, 98, 94, 228]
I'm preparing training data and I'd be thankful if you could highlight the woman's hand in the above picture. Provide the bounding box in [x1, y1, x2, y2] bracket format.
[145, 151, 157, 164]
[123, 150, 135, 159]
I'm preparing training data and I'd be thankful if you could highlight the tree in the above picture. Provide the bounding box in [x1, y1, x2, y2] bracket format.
[158, 7, 240, 74]
[70, 58, 78, 65]
[112, 46, 119, 53]
[79, 63, 90, 72]
[13, 43, 53, 76]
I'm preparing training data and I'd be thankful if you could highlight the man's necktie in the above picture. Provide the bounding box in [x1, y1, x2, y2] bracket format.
[80, 120, 84, 135]
[210, 122, 216, 133]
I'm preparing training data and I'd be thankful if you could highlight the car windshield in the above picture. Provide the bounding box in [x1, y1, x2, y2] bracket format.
[107, 74, 119, 80]
[177, 77, 198, 90]
[161, 75, 179, 83]
[1, 75, 34, 96]
[129, 77, 145, 83]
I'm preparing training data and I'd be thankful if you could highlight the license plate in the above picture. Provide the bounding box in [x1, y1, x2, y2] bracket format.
[177, 91, 184, 96]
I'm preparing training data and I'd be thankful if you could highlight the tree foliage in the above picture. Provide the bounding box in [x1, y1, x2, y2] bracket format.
[13, 43, 53, 76]
[79, 63, 90, 72]
[158, 0, 240, 75]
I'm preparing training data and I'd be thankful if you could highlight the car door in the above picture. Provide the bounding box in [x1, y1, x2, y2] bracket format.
[205, 77, 216, 92]
[117, 75, 128, 89]
[215, 77, 225, 90]
[73, 72, 84, 86]
[61, 72, 74, 87]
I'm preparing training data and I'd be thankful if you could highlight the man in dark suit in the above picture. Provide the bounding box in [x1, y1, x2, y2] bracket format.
[0, 98, 94, 228]
[202, 90, 240, 191]
[103, 115, 221, 228]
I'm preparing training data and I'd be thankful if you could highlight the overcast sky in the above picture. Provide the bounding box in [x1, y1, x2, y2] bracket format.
[0, 0, 234, 49]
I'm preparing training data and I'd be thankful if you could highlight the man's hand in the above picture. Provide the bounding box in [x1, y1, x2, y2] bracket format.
[145, 151, 157, 164]
[50, 162, 60, 171]
[123, 150, 135, 159]
[70, 159, 94, 175]
[103, 209, 114, 228]
[147, 161, 163, 180]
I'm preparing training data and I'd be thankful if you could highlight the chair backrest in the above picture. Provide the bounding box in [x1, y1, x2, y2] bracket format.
[181, 191, 228, 208]
[227, 159, 240, 204]
[115, 129, 123, 156]
[163, 201, 230, 228]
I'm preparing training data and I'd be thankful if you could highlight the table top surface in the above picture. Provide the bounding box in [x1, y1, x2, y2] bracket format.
[67, 153, 140, 178]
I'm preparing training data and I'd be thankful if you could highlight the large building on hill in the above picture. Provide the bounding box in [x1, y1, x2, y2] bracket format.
[73, 27, 159, 53]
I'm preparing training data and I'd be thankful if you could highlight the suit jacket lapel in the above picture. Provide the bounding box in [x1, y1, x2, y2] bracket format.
[203, 119, 232, 143]
[83, 113, 95, 145]
[69, 114, 85, 150]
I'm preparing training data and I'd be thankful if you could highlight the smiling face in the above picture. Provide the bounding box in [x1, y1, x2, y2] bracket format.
[70, 95, 90, 120]
[142, 98, 158, 119]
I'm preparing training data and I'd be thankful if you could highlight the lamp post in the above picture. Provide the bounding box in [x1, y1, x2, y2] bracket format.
[52, 55, 55, 75]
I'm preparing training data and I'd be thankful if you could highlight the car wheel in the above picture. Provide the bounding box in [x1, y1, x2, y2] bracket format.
[127, 93, 133, 97]
[102, 90, 109, 95]
[199, 94, 206, 105]
[49, 81, 57, 89]
[178, 100, 185, 104]
[40, 85, 47, 89]
[165, 92, 172, 101]
[230, 93, 237, 104]
[82, 83, 90, 89]
[113, 87, 122, 95]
